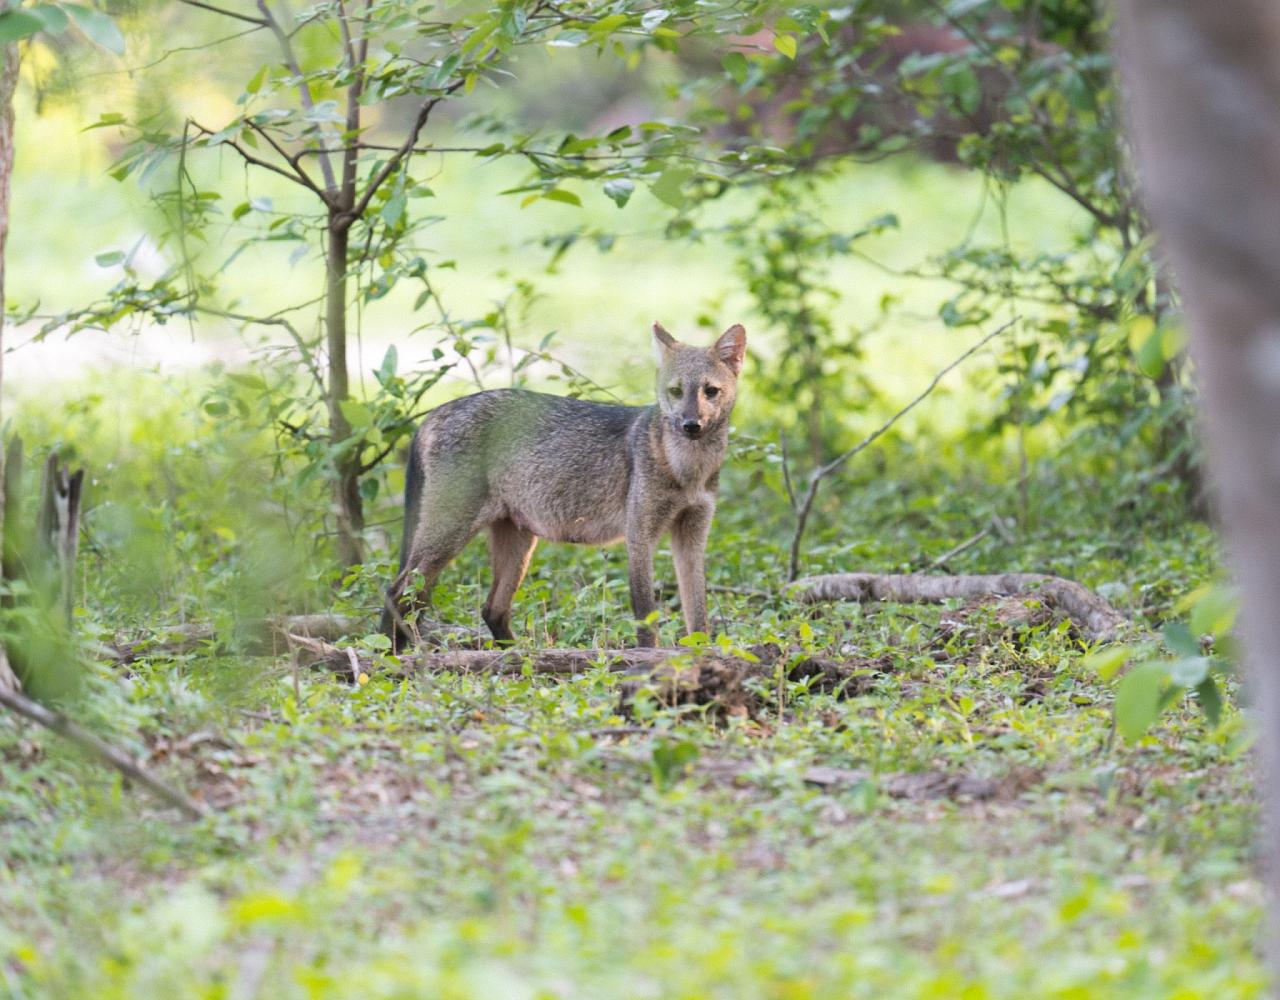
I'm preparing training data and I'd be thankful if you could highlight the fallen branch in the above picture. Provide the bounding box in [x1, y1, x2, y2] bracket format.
[108, 613, 365, 663]
[0, 685, 207, 819]
[788, 572, 1128, 641]
[787, 318, 1019, 582]
[286, 633, 679, 675]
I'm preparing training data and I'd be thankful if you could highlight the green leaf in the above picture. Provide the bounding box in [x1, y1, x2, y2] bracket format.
[1189, 585, 1237, 639]
[590, 13, 629, 37]
[602, 178, 634, 208]
[1195, 677, 1223, 727]
[1134, 326, 1165, 379]
[0, 10, 44, 43]
[722, 50, 748, 85]
[377, 344, 398, 382]
[380, 190, 407, 226]
[650, 739, 699, 791]
[64, 3, 124, 55]
[231, 201, 251, 221]
[640, 9, 669, 31]
[82, 111, 126, 131]
[649, 165, 692, 209]
[1115, 662, 1168, 742]
[1084, 645, 1129, 682]
[1162, 621, 1200, 659]
[28, 5, 69, 33]
[542, 188, 582, 207]
[94, 250, 125, 267]
[773, 33, 797, 59]
[245, 64, 269, 95]
[339, 399, 373, 430]
[1166, 656, 1211, 688]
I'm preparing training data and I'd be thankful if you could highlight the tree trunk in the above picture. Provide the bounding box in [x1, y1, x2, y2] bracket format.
[0, 4, 19, 693]
[325, 216, 363, 569]
[1112, 0, 1280, 967]
[35, 453, 83, 627]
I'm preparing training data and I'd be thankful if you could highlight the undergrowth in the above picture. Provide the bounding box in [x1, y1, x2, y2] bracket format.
[0, 371, 1261, 999]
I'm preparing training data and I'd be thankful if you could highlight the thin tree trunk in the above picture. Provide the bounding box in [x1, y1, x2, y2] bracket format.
[325, 216, 363, 568]
[1112, 0, 1280, 968]
[0, 3, 19, 693]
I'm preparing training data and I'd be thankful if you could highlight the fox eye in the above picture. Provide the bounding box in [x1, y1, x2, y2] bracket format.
[668, 385, 683, 398]
[704, 385, 720, 399]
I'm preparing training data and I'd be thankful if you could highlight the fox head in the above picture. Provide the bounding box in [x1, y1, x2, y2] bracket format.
[652, 322, 747, 441]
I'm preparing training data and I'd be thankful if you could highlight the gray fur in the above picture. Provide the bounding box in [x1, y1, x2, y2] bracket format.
[382, 323, 746, 648]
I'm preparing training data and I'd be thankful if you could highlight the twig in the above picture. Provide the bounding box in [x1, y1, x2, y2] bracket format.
[588, 726, 653, 738]
[256, 0, 338, 195]
[779, 429, 797, 511]
[195, 305, 326, 399]
[178, 0, 267, 25]
[926, 526, 991, 571]
[190, 120, 327, 199]
[707, 583, 773, 601]
[787, 318, 1019, 581]
[0, 686, 207, 819]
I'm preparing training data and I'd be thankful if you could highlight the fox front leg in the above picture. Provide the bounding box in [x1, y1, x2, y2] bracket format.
[626, 532, 658, 647]
[671, 505, 712, 637]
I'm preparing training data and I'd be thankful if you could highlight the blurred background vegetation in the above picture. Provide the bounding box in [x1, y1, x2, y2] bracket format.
[0, 2, 1254, 997]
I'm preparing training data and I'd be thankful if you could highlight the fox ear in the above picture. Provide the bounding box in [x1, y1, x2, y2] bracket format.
[713, 324, 747, 374]
[652, 321, 677, 362]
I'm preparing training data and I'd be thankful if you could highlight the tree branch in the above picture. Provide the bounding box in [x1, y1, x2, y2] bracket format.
[0, 685, 207, 819]
[787, 317, 1019, 581]
[345, 79, 466, 227]
[242, 117, 328, 204]
[256, 0, 338, 195]
[178, 0, 267, 26]
[196, 304, 327, 399]
[192, 121, 328, 198]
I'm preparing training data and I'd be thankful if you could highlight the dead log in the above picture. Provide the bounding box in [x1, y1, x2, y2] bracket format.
[108, 613, 366, 663]
[789, 572, 1128, 641]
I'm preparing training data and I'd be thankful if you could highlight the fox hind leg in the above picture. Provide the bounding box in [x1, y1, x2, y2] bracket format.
[482, 518, 537, 643]
[385, 520, 479, 652]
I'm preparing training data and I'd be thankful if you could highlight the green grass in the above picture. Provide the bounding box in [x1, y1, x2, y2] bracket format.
[0, 374, 1263, 997]
[0, 78, 1255, 1000]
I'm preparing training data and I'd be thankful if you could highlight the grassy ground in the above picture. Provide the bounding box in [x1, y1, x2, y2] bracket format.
[0, 403, 1263, 998]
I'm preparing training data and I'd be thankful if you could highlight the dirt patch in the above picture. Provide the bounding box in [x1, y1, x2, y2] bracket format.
[936, 594, 1068, 645]
[620, 652, 892, 721]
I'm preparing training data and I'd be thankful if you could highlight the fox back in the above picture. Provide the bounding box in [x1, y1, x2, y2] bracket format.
[382, 322, 747, 648]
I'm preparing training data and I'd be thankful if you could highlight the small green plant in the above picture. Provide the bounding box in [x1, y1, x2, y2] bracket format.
[1092, 584, 1237, 742]
[649, 737, 699, 791]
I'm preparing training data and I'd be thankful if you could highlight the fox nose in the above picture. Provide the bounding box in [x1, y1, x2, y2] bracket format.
[682, 418, 702, 437]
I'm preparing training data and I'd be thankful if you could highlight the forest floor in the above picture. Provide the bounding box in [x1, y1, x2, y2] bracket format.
[0, 460, 1266, 1000]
